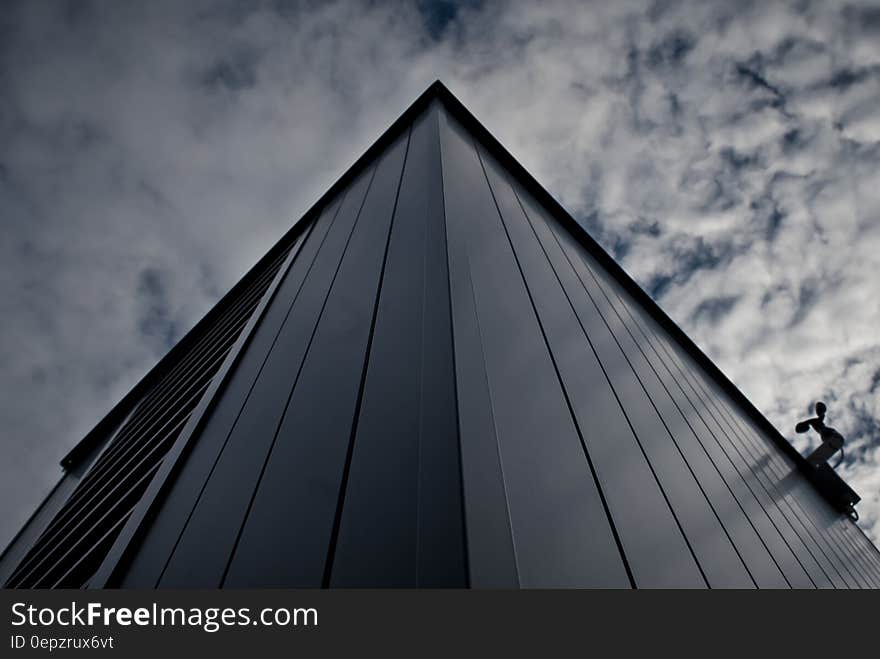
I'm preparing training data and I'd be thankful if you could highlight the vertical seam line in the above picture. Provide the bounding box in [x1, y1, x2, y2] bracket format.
[322, 126, 413, 587]
[475, 144, 637, 589]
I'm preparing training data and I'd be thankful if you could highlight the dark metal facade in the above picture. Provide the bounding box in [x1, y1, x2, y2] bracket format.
[3, 83, 878, 588]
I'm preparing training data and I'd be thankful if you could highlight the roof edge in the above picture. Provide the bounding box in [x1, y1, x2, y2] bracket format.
[430, 80, 862, 513]
[59, 81, 442, 469]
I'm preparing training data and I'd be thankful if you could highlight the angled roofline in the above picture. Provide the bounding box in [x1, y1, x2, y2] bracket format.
[59, 82, 439, 470]
[59, 79, 866, 534]
[438, 83, 811, 454]
[428, 81, 865, 520]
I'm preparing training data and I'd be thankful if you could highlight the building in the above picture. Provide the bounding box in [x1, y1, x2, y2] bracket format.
[2, 81, 878, 589]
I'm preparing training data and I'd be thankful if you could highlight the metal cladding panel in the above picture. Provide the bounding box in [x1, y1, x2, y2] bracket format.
[553, 230, 815, 588]
[222, 131, 410, 587]
[566, 234, 880, 588]
[10, 83, 879, 589]
[621, 301, 880, 588]
[157, 160, 380, 587]
[118, 209, 328, 587]
[440, 114, 633, 588]
[438, 112, 518, 588]
[330, 107, 466, 587]
[485, 152, 748, 589]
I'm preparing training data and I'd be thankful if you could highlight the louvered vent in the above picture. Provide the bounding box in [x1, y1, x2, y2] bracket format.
[5, 242, 297, 588]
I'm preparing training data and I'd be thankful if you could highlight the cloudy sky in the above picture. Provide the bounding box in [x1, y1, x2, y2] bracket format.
[1, 0, 879, 553]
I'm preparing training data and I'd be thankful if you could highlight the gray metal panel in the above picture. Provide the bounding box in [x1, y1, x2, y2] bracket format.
[848, 525, 880, 586]
[684, 368, 862, 587]
[571, 258, 798, 588]
[625, 306, 830, 588]
[222, 131, 410, 587]
[553, 229, 818, 587]
[157, 165, 376, 587]
[714, 388, 879, 586]
[593, 255, 839, 588]
[438, 111, 518, 588]
[504, 182, 756, 588]
[415, 107, 469, 587]
[721, 398, 870, 588]
[476, 147, 635, 588]
[837, 525, 880, 587]
[850, 525, 880, 585]
[855, 525, 880, 582]
[118, 209, 327, 587]
[497, 173, 706, 588]
[590, 267, 836, 588]
[441, 115, 635, 588]
[819, 507, 877, 585]
[670, 359, 833, 588]
[857, 528, 880, 579]
[671, 352, 872, 588]
[330, 106, 466, 587]
[843, 524, 880, 586]
[697, 369, 868, 587]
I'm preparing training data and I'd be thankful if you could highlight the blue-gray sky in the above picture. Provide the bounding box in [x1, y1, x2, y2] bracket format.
[1, 0, 879, 550]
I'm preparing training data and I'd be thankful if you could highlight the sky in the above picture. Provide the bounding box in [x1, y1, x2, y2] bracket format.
[1, 0, 879, 553]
